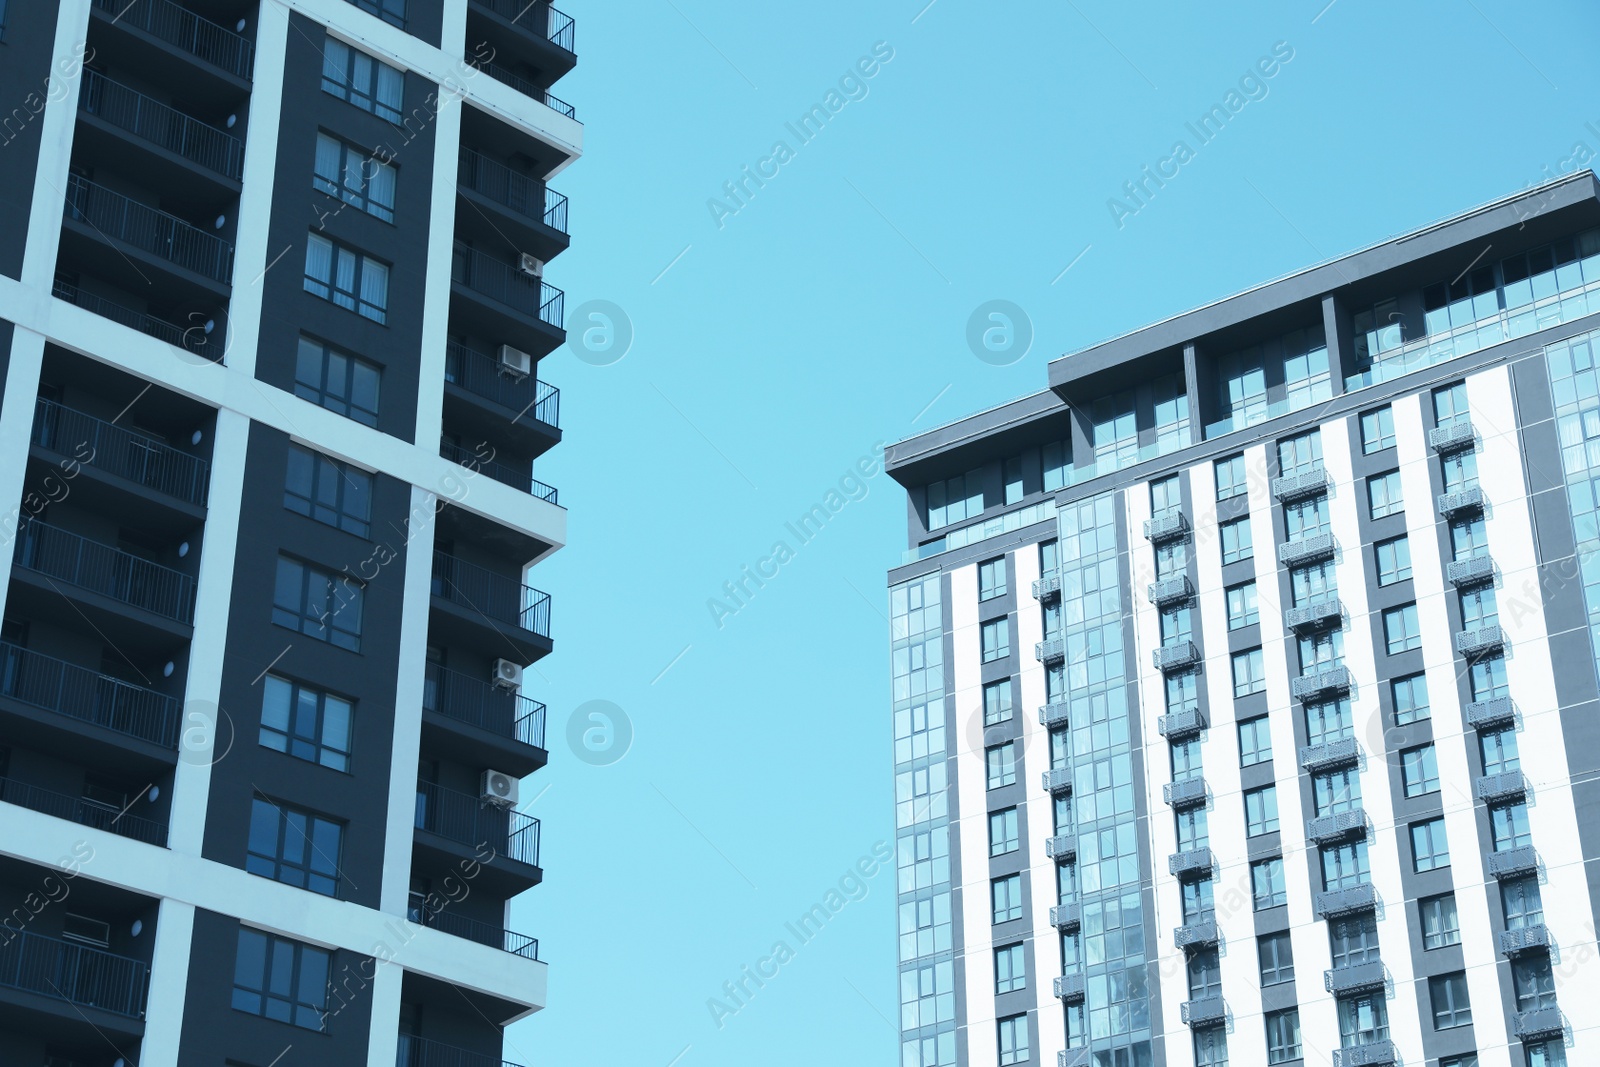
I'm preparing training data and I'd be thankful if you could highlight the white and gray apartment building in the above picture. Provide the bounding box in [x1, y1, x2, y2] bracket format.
[0, 0, 577, 1063]
[884, 173, 1600, 1067]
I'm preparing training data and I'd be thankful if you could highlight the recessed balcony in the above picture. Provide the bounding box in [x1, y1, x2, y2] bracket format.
[450, 242, 565, 359]
[1464, 696, 1516, 730]
[1487, 845, 1539, 880]
[414, 780, 541, 892]
[1500, 924, 1552, 956]
[475, 61, 578, 118]
[1147, 574, 1193, 608]
[51, 276, 217, 359]
[1173, 919, 1219, 949]
[1512, 1005, 1564, 1041]
[1429, 419, 1476, 453]
[1314, 882, 1378, 919]
[1144, 508, 1188, 543]
[440, 436, 559, 504]
[1049, 903, 1080, 931]
[1331, 1039, 1396, 1067]
[456, 148, 570, 262]
[63, 175, 234, 292]
[77, 69, 244, 184]
[1163, 776, 1207, 808]
[423, 662, 547, 778]
[1039, 701, 1069, 728]
[13, 519, 195, 627]
[89, 0, 255, 84]
[1438, 486, 1485, 516]
[1278, 530, 1336, 566]
[407, 898, 539, 960]
[0, 928, 149, 1020]
[444, 342, 561, 437]
[1053, 971, 1085, 1002]
[32, 397, 210, 509]
[1153, 640, 1200, 673]
[1292, 665, 1351, 701]
[1457, 624, 1505, 657]
[1042, 768, 1072, 795]
[1044, 834, 1075, 862]
[1300, 737, 1360, 772]
[1446, 554, 1495, 587]
[0, 775, 166, 846]
[1285, 596, 1342, 632]
[1180, 994, 1226, 1027]
[1324, 959, 1386, 995]
[1158, 707, 1206, 741]
[397, 1035, 529, 1067]
[1272, 465, 1328, 502]
[1035, 637, 1066, 665]
[1169, 847, 1214, 879]
[1476, 771, 1527, 803]
[1307, 808, 1367, 844]
[0, 641, 181, 752]
[430, 551, 553, 665]
[1032, 572, 1061, 601]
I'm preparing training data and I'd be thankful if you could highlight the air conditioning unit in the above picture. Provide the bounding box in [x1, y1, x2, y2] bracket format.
[480, 769, 519, 808]
[518, 253, 544, 277]
[497, 344, 532, 379]
[491, 658, 522, 689]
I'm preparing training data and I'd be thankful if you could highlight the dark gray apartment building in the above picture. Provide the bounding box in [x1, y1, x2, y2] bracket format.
[0, 0, 577, 1063]
[885, 174, 1600, 1067]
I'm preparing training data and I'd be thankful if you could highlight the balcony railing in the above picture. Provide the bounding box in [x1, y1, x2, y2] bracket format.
[1049, 903, 1080, 930]
[1331, 1040, 1396, 1067]
[1157, 707, 1206, 740]
[1144, 508, 1188, 543]
[1487, 845, 1539, 879]
[1300, 737, 1360, 772]
[1429, 419, 1477, 453]
[33, 397, 210, 506]
[445, 341, 560, 428]
[451, 243, 563, 328]
[0, 928, 149, 1018]
[1044, 834, 1074, 861]
[1032, 573, 1061, 601]
[1457, 624, 1505, 657]
[79, 69, 244, 179]
[1059, 1050, 1090, 1067]
[1315, 882, 1378, 918]
[0, 642, 181, 749]
[14, 520, 195, 624]
[1163, 776, 1206, 808]
[408, 899, 539, 960]
[1053, 972, 1085, 1002]
[472, 61, 577, 118]
[1278, 530, 1337, 566]
[473, 0, 576, 53]
[1308, 808, 1367, 844]
[52, 277, 214, 356]
[1173, 919, 1219, 949]
[1500, 924, 1552, 956]
[1292, 665, 1351, 701]
[439, 437, 559, 504]
[1465, 696, 1516, 730]
[1041, 768, 1072, 795]
[415, 780, 540, 867]
[1180, 995, 1225, 1027]
[1438, 486, 1485, 516]
[423, 662, 546, 748]
[1324, 959, 1386, 995]
[1152, 640, 1199, 673]
[0, 776, 166, 845]
[1285, 596, 1342, 632]
[1169, 847, 1214, 879]
[398, 1034, 529, 1067]
[1446, 554, 1495, 587]
[1477, 771, 1527, 803]
[457, 149, 569, 235]
[1512, 1005, 1564, 1040]
[90, 0, 255, 79]
[431, 551, 552, 638]
[1035, 637, 1066, 664]
[1147, 575, 1193, 608]
[1039, 701, 1069, 728]
[1272, 465, 1328, 502]
[65, 175, 233, 284]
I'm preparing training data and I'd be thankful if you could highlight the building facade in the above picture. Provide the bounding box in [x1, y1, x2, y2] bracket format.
[885, 174, 1600, 1067]
[0, 0, 577, 1063]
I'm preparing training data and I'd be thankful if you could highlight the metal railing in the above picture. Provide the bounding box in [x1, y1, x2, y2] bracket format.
[65, 175, 234, 284]
[414, 780, 540, 867]
[0, 928, 149, 1018]
[431, 551, 551, 638]
[472, 0, 575, 53]
[14, 519, 196, 624]
[33, 398, 210, 506]
[0, 776, 166, 846]
[438, 438, 559, 504]
[51, 277, 216, 358]
[473, 61, 577, 118]
[78, 69, 244, 179]
[1035, 637, 1065, 663]
[450, 243, 563, 328]
[444, 341, 560, 428]
[1152, 640, 1200, 672]
[397, 1034, 529, 1067]
[0, 642, 181, 749]
[424, 662, 546, 748]
[409, 903, 540, 961]
[90, 0, 254, 79]
[457, 149, 569, 235]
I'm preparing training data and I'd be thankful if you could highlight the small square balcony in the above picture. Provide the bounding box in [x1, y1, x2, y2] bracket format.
[1042, 768, 1073, 795]
[1476, 771, 1527, 803]
[1487, 845, 1539, 879]
[1169, 847, 1214, 879]
[1457, 624, 1505, 657]
[1324, 959, 1386, 995]
[1039, 702, 1070, 728]
[1180, 995, 1226, 1027]
[1438, 486, 1485, 516]
[1036, 637, 1067, 665]
[1332, 1040, 1396, 1067]
[1173, 919, 1219, 949]
[1053, 971, 1086, 1002]
[1285, 596, 1343, 632]
[1500, 923, 1552, 956]
[1315, 882, 1378, 919]
[1144, 509, 1189, 543]
[1446, 554, 1495, 587]
[1050, 903, 1081, 931]
[1163, 776, 1207, 808]
[1300, 737, 1360, 772]
[1272, 466, 1329, 502]
[1032, 572, 1062, 601]
[1292, 665, 1352, 701]
[1153, 640, 1200, 673]
[1512, 1005, 1564, 1040]
[1465, 696, 1516, 730]
[1279, 530, 1337, 566]
[1045, 834, 1076, 862]
[1147, 574, 1194, 608]
[1430, 419, 1477, 453]
[1059, 1050, 1090, 1067]
[1158, 707, 1207, 741]
[1307, 808, 1367, 844]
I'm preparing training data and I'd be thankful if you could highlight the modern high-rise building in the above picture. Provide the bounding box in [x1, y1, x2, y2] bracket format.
[884, 173, 1600, 1067]
[0, 0, 577, 1063]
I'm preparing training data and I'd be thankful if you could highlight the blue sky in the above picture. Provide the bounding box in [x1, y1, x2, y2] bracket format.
[510, 1, 1600, 1062]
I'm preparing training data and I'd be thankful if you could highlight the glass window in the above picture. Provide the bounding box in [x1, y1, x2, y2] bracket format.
[1238, 716, 1271, 766]
[1392, 673, 1430, 724]
[1232, 647, 1266, 697]
[978, 557, 1007, 600]
[1461, 585, 1499, 630]
[1299, 628, 1344, 672]
[1160, 604, 1194, 644]
[1041, 441, 1068, 492]
[982, 680, 1013, 726]
[1312, 768, 1360, 815]
[926, 469, 983, 529]
[1194, 1029, 1228, 1067]
[232, 928, 331, 1030]
[320, 38, 404, 122]
[1154, 540, 1188, 580]
[1265, 1008, 1301, 1064]
[1368, 469, 1404, 519]
[1514, 956, 1557, 1012]
[1166, 668, 1199, 713]
[1491, 802, 1532, 851]
[1471, 653, 1510, 701]
[1151, 474, 1181, 514]
[1338, 993, 1388, 1047]
[992, 875, 1023, 924]
[1226, 581, 1258, 629]
[1305, 698, 1353, 746]
[304, 233, 389, 323]
[1244, 786, 1278, 836]
[1290, 559, 1336, 604]
[1187, 946, 1222, 998]
[1430, 972, 1473, 1030]
[1434, 382, 1470, 428]
[295, 336, 381, 426]
[1402, 745, 1440, 796]
[312, 132, 396, 223]
[989, 808, 1019, 856]
[1412, 818, 1451, 872]
[1321, 840, 1370, 890]
[1215, 454, 1247, 500]
[1360, 406, 1395, 453]
[1285, 493, 1330, 540]
[1258, 931, 1294, 985]
[1278, 430, 1322, 478]
[1182, 877, 1214, 923]
[1502, 875, 1544, 930]
[285, 444, 372, 538]
[1175, 807, 1208, 850]
[1003, 456, 1023, 504]
[273, 557, 363, 651]
[985, 742, 1016, 789]
[1442, 1057, 1481, 1067]
[260, 674, 353, 772]
[1329, 912, 1379, 966]
[1252, 858, 1286, 910]
[994, 942, 1026, 994]
[1038, 539, 1059, 579]
[246, 798, 342, 896]
[980, 618, 1010, 662]
[1375, 536, 1412, 585]
[1450, 513, 1488, 558]
[1171, 736, 1202, 781]
[1220, 517, 1253, 564]
[345, 0, 407, 27]
[996, 1014, 1029, 1066]
[1420, 893, 1461, 948]
[1383, 603, 1422, 653]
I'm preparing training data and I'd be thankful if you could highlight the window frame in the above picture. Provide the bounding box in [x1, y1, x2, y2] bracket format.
[313, 131, 397, 223]
[231, 928, 333, 1031]
[246, 796, 344, 897]
[294, 335, 381, 427]
[1411, 817, 1451, 872]
[284, 443, 373, 538]
[304, 232, 390, 323]
[259, 673, 353, 772]
[272, 555, 364, 652]
[321, 37, 405, 123]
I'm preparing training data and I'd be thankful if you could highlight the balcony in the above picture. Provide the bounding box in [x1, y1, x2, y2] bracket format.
[1307, 808, 1367, 844]
[78, 69, 244, 181]
[475, 62, 578, 118]
[1324, 959, 1386, 995]
[1152, 640, 1200, 673]
[456, 148, 570, 259]
[33, 397, 210, 507]
[1049, 903, 1080, 931]
[423, 662, 547, 778]
[1512, 1005, 1564, 1040]
[89, 0, 255, 81]
[1147, 574, 1193, 608]
[440, 437, 559, 504]
[1035, 637, 1066, 665]
[446, 340, 561, 430]
[1477, 771, 1527, 803]
[1429, 419, 1476, 453]
[1500, 924, 1552, 956]
[1279, 530, 1336, 566]
[1331, 1040, 1396, 1067]
[1053, 972, 1085, 1002]
[415, 780, 540, 869]
[0, 928, 149, 1019]
[408, 900, 539, 961]
[1042, 768, 1072, 795]
[1285, 596, 1342, 632]
[1039, 701, 1069, 728]
[14, 519, 195, 626]
[1300, 737, 1360, 772]
[1272, 465, 1328, 502]
[1173, 919, 1219, 949]
[1169, 847, 1214, 879]
[1144, 508, 1189, 543]
[51, 277, 216, 358]
[64, 175, 233, 287]
[471, 0, 577, 58]
[1180, 995, 1225, 1027]
[1438, 486, 1485, 516]
[450, 243, 565, 357]
[398, 1035, 529, 1067]
[1465, 696, 1517, 730]
[1457, 624, 1505, 657]
[1487, 845, 1540, 880]
[0, 641, 181, 750]
[1044, 834, 1075, 862]
[0, 776, 166, 845]
[1032, 572, 1061, 601]
[1447, 554, 1495, 587]
[431, 551, 552, 642]
[1158, 707, 1206, 740]
[1163, 776, 1206, 808]
[1314, 882, 1378, 919]
[1292, 665, 1351, 701]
